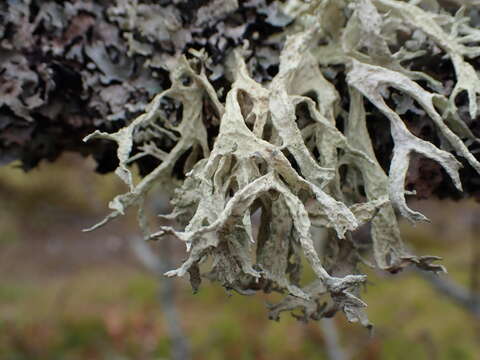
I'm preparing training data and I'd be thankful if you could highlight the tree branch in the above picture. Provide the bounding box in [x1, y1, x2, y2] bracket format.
[416, 269, 480, 318]
[130, 237, 191, 360]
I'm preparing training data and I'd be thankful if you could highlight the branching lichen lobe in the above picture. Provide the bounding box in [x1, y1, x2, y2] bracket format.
[83, 0, 480, 326]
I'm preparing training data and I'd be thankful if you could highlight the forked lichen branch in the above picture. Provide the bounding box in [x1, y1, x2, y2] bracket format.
[84, 0, 480, 326]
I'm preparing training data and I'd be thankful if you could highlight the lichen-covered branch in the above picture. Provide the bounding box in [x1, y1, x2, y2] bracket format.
[78, 0, 480, 326]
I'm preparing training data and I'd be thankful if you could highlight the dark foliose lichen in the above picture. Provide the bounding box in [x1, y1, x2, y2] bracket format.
[0, 0, 288, 171]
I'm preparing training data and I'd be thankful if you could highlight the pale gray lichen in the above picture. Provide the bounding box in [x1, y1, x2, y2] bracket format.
[84, 0, 480, 326]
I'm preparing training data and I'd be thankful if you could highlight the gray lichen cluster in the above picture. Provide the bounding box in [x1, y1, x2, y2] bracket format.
[84, 0, 480, 325]
[0, 0, 286, 170]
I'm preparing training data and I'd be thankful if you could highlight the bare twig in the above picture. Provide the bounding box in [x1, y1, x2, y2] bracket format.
[416, 269, 480, 318]
[470, 214, 480, 303]
[320, 318, 349, 360]
[130, 237, 191, 360]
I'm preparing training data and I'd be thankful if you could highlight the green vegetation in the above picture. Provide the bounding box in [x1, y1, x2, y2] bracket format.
[1, 155, 480, 358]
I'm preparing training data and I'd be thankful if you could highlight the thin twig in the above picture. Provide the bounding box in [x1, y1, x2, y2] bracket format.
[130, 237, 191, 360]
[320, 318, 349, 360]
[416, 269, 480, 318]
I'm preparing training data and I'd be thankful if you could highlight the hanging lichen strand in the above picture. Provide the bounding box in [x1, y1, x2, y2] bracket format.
[84, 0, 480, 326]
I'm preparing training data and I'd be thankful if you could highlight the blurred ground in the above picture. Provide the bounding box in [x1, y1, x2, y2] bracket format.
[1, 153, 480, 360]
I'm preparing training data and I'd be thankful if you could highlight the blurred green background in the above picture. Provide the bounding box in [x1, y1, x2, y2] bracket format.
[1, 153, 480, 360]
